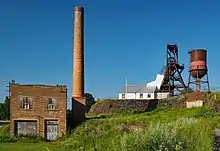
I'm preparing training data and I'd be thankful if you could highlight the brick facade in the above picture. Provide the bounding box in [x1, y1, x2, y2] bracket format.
[10, 83, 67, 139]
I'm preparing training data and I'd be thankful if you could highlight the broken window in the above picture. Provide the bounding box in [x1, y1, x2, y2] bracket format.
[16, 121, 37, 136]
[46, 98, 58, 110]
[19, 97, 33, 110]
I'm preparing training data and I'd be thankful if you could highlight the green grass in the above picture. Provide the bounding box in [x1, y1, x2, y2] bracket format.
[1, 106, 220, 151]
[61, 107, 220, 151]
[0, 143, 65, 151]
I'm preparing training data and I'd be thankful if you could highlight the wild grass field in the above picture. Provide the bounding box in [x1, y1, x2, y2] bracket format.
[1, 106, 220, 151]
[0, 143, 65, 151]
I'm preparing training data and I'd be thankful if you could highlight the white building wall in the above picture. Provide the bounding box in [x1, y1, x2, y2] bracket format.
[136, 93, 155, 100]
[186, 100, 204, 108]
[118, 93, 136, 99]
[157, 93, 169, 99]
[119, 92, 160, 100]
[119, 92, 169, 100]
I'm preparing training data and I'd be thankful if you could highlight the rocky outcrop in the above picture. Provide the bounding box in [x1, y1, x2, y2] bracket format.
[88, 99, 158, 115]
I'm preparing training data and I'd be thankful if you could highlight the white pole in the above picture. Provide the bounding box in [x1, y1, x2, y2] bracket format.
[125, 77, 128, 99]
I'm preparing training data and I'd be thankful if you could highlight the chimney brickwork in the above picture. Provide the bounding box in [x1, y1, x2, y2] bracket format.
[72, 6, 86, 127]
[73, 6, 84, 98]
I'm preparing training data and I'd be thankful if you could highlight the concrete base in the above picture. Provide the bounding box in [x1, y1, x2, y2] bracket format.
[186, 100, 204, 108]
[72, 97, 86, 128]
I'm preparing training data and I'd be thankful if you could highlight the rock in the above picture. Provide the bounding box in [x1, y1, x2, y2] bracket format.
[89, 99, 158, 115]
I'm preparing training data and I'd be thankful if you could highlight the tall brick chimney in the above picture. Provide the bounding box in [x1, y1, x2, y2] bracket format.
[73, 6, 84, 97]
[72, 6, 86, 127]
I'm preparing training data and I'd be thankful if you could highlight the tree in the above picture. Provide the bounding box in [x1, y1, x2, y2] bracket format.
[0, 97, 10, 120]
[84, 93, 95, 113]
[67, 109, 72, 115]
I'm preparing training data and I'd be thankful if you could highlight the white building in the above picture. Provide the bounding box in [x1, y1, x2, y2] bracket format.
[118, 74, 169, 100]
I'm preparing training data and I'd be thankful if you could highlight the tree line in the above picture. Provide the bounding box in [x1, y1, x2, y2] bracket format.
[0, 97, 10, 120]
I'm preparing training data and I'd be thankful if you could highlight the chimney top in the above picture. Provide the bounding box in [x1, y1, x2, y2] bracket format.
[74, 6, 84, 12]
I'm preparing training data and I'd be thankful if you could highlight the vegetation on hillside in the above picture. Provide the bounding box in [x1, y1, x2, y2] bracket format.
[62, 107, 220, 151]
[2, 92, 220, 150]
[0, 107, 220, 150]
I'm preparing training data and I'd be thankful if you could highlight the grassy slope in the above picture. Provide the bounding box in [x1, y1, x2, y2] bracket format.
[0, 143, 64, 151]
[1, 107, 220, 151]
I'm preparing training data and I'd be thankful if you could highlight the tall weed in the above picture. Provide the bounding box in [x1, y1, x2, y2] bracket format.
[120, 117, 213, 151]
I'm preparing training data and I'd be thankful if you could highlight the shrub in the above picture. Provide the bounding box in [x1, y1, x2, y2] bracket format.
[0, 126, 44, 143]
[120, 117, 213, 151]
[0, 124, 10, 137]
[193, 107, 216, 118]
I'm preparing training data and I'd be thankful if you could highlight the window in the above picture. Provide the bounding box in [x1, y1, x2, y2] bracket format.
[140, 93, 143, 98]
[19, 97, 33, 110]
[147, 94, 151, 98]
[45, 98, 58, 110]
[122, 94, 125, 99]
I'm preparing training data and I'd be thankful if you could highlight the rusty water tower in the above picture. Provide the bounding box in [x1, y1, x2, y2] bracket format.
[187, 49, 210, 92]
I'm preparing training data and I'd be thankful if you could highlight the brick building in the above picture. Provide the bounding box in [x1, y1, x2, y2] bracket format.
[9, 82, 67, 141]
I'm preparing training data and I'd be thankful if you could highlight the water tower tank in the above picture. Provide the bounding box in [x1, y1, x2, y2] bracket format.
[189, 49, 207, 79]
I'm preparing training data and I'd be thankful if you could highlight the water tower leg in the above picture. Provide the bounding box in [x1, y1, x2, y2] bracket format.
[196, 70, 199, 92]
[187, 72, 192, 92]
[206, 73, 210, 92]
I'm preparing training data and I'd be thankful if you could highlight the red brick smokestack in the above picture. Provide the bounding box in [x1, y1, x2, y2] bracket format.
[73, 6, 84, 97]
[72, 6, 86, 126]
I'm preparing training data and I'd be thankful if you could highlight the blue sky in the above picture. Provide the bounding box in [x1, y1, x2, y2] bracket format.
[1, 0, 220, 106]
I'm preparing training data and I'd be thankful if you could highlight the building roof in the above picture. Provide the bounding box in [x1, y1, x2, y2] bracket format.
[120, 85, 157, 93]
[10, 82, 67, 88]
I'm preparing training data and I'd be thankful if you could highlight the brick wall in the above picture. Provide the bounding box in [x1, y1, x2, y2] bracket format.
[10, 83, 67, 138]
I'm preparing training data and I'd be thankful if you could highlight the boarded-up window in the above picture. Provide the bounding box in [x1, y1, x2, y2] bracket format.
[16, 121, 37, 136]
[45, 98, 58, 110]
[45, 120, 59, 141]
[19, 97, 33, 110]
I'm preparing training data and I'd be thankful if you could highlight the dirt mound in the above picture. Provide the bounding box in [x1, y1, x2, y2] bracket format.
[88, 99, 158, 115]
[185, 92, 205, 102]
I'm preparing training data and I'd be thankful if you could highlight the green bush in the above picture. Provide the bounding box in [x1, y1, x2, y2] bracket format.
[0, 124, 10, 136]
[0, 125, 44, 143]
[193, 107, 216, 118]
[120, 118, 213, 151]
[62, 107, 218, 151]
[0, 136, 17, 143]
